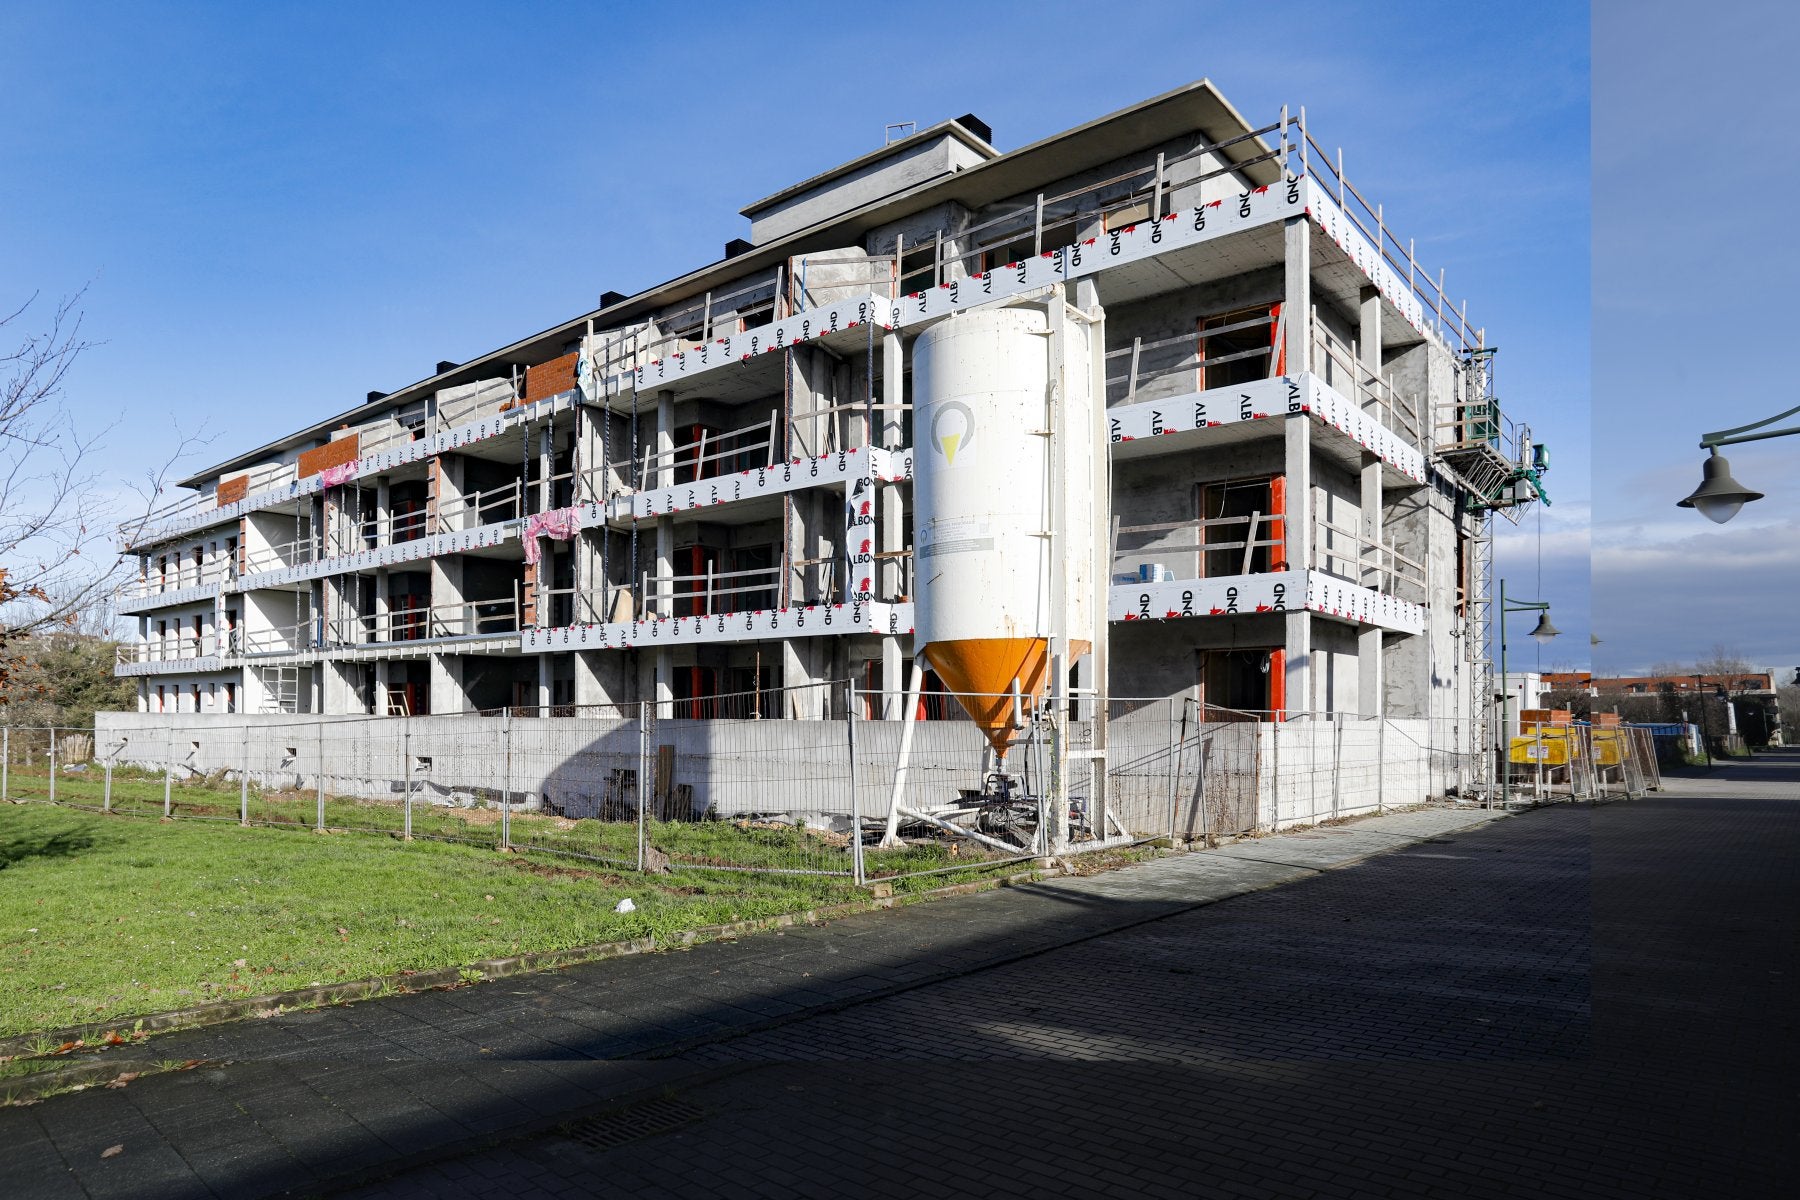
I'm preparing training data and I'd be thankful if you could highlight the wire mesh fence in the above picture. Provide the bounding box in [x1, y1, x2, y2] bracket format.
[1502, 717, 1665, 803]
[6, 696, 1661, 887]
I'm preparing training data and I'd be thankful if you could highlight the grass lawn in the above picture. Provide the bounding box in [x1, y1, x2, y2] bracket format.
[0, 800, 932, 1039]
[6, 765, 1011, 879]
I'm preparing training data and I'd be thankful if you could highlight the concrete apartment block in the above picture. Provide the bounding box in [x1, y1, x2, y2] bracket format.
[111, 82, 1544, 800]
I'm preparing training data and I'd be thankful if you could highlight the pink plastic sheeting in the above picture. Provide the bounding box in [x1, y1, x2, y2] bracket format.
[523, 507, 580, 564]
[319, 462, 361, 489]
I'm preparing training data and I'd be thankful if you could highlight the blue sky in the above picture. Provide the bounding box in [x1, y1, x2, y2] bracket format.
[4, 1, 1590, 657]
[1592, 0, 1800, 677]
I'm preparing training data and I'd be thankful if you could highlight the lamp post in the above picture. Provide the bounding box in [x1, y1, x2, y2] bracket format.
[1498, 578, 1560, 809]
[1678, 403, 1800, 522]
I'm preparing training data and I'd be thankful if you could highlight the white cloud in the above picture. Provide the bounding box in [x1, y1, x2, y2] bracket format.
[1592, 513, 1800, 671]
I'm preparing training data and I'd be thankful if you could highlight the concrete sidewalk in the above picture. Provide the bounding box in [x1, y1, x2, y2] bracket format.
[1, 804, 1507, 1199]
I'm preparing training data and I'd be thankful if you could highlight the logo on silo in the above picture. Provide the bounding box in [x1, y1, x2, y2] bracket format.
[930, 401, 975, 465]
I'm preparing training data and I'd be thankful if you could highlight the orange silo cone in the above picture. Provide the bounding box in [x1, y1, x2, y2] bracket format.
[923, 637, 1050, 757]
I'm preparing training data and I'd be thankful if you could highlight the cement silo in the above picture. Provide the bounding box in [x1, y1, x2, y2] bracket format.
[912, 304, 1096, 757]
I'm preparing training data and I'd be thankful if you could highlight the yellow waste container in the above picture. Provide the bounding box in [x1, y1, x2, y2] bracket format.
[1510, 729, 1570, 766]
[1592, 728, 1624, 767]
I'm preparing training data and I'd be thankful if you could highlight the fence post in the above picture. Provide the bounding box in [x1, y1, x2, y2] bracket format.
[1165, 701, 1179, 845]
[636, 701, 649, 872]
[240, 724, 250, 826]
[847, 681, 864, 886]
[1195, 709, 1212, 847]
[1331, 712, 1342, 821]
[1268, 719, 1279, 831]
[163, 729, 174, 819]
[402, 718, 413, 841]
[1309, 715, 1320, 824]
[1375, 716, 1386, 815]
[103, 742, 113, 812]
[2, 726, 8, 801]
[501, 709, 513, 852]
[48, 729, 57, 806]
[315, 719, 326, 832]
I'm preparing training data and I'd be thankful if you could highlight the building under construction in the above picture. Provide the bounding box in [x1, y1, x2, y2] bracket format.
[111, 81, 1548, 818]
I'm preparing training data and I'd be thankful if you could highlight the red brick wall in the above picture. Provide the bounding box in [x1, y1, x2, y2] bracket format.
[215, 475, 249, 507]
[523, 353, 578, 404]
[297, 434, 360, 480]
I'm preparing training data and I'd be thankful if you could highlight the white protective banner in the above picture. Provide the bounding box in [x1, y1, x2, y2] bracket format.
[1110, 570, 1424, 635]
[116, 656, 223, 678]
[1106, 374, 1427, 484]
[117, 581, 222, 616]
[523, 600, 915, 653]
[234, 519, 521, 591]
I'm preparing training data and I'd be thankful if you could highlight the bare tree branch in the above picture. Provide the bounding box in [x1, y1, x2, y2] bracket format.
[1, 288, 221, 653]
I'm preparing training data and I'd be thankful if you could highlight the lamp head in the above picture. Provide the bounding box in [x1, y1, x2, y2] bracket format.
[1527, 612, 1561, 645]
[1678, 448, 1762, 524]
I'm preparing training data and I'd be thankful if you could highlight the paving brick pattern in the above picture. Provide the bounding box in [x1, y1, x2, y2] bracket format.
[5, 758, 1796, 1199]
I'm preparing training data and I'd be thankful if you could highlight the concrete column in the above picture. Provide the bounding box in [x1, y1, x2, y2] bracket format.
[320, 659, 357, 715]
[1356, 286, 1386, 719]
[649, 647, 672, 719]
[430, 556, 464, 638]
[429, 653, 464, 715]
[835, 356, 858, 450]
[539, 419, 554, 513]
[574, 649, 628, 710]
[655, 391, 674, 619]
[880, 635, 903, 721]
[1283, 215, 1312, 377]
[881, 331, 903, 449]
[537, 655, 553, 712]
[1358, 285, 1382, 380]
[879, 473, 906, 718]
[1283, 216, 1314, 717]
[1358, 456, 1384, 719]
[782, 640, 823, 719]
[434, 454, 466, 533]
[1284, 415, 1312, 717]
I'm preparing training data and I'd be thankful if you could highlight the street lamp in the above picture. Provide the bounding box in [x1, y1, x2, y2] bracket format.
[1679, 403, 1800, 523]
[1497, 578, 1560, 810]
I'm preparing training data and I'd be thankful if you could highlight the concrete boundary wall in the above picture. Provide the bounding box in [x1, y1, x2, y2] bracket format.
[92, 710, 1452, 831]
[1257, 717, 1436, 829]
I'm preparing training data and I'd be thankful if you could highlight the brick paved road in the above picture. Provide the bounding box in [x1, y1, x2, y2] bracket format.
[337, 763, 1798, 1200]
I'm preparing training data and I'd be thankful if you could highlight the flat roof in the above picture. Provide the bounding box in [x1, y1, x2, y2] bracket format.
[738, 116, 999, 218]
[183, 79, 1271, 487]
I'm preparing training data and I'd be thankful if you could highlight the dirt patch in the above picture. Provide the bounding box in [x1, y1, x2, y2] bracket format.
[1057, 846, 1159, 876]
[734, 819, 852, 849]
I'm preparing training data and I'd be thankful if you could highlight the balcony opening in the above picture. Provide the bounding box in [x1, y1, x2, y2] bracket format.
[388, 574, 429, 642]
[389, 481, 429, 543]
[1200, 477, 1277, 577]
[899, 243, 937, 295]
[1197, 304, 1281, 390]
[385, 662, 428, 716]
[1200, 649, 1278, 722]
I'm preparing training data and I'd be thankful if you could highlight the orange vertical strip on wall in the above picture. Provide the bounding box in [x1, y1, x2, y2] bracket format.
[1269, 475, 1288, 571]
[1269, 648, 1286, 722]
